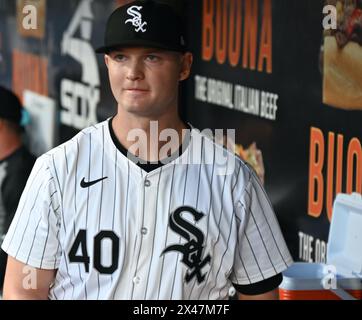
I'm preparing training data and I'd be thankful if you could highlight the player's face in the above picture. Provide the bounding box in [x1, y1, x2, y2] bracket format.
[105, 47, 193, 118]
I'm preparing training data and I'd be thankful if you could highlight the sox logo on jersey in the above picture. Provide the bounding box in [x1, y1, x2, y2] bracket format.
[161, 206, 211, 284]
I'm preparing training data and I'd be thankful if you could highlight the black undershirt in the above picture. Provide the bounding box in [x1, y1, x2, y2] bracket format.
[233, 273, 283, 296]
[108, 118, 283, 295]
[108, 117, 190, 173]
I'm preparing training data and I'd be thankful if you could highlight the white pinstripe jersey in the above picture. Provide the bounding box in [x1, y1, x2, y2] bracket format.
[2, 119, 293, 300]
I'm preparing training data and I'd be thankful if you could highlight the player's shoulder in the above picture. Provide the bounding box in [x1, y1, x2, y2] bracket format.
[190, 126, 248, 166]
[190, 126, 253, 183]
[44, 120, 109, 159]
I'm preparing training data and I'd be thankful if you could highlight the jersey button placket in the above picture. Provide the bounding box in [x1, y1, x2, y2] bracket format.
[133, 276, 141, 285]
[141, 178, 151, 237]
[130, 175, 153, 298]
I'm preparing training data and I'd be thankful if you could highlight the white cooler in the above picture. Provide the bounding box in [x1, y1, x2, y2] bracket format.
[279, 193, 362, 300]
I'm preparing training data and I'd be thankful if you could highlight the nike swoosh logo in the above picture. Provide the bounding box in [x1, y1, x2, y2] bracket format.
[80, 177, 108, 188]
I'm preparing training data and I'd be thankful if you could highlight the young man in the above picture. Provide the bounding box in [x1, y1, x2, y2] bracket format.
[0, 86, 35, 293]
[2, 1, 293, 300]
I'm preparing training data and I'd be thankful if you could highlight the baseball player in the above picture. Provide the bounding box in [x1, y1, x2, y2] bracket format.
[1, 0, 293, 300]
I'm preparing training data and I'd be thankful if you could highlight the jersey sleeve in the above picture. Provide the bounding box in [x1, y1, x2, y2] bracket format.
[230, 168, 293, 285]
[1, 154, 62, 270]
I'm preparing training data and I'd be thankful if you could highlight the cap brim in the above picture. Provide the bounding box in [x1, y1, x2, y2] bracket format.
[95, 39, 187, 54]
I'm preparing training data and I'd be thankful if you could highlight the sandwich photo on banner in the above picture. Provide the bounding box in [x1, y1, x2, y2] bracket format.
[323, 0, 362, 110]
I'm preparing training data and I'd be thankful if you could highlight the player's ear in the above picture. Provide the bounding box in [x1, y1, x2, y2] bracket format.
[179, 52, 193, 81]
[104, 54, 110, 68]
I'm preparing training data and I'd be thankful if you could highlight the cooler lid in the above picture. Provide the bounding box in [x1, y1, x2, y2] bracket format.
[327, 193, 362, 278]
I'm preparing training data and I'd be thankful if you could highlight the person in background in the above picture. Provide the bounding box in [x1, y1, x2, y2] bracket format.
[0, 86, 35, 293]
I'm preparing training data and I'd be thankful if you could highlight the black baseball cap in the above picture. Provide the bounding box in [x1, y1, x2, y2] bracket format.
[95, 0, 187, 54]
[0, 86, 22, 125]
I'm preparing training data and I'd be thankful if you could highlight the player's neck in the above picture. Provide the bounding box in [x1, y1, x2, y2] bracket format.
[111, 111, 188, 162]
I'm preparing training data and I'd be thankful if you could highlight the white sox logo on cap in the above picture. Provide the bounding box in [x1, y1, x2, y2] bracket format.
[125, 5, 147, 33]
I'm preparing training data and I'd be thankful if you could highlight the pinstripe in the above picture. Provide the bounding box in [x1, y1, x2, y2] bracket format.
[52, 219, 64, 298]
[209, 207, 235, 299]
[52, 154, 75, 298]
[119, 160, 130, 276]
[157, 163, 176, 299]
[170, 137, 203, 299]
[144, 167, 163, 299]
[112, 149, 117, 230]
[64, 145, 69, 174]
[244, 230, 265, 280]
[197, 160, 228, 299]
[53, 225, 61, 269]
[202, 139, 216, 245]
[195, 137, 204, 207]
[14, 177, 50, 258]
[113, 160, 130, 300]
[40, 205, 53, 268]
[48, 227, 63, 299]
[98, 126, 105, 231]
[130, 166, 148, 299]
[59, 244, 75, 299]
[130, 234, 139, 298]
[37, 197, 59, 268]
[26, 216, 43, 264]
[73, 140, 79, 239]
[187, 140, 215, 299]
[52, 287, 58, 299]
[242, 193, 277, 274]
[232, 162, 244, 193]
[170, 162, 189, 298]
[110, 147, 117, 294]
[96, 126, 105, 300]
[56, 270, 66, 299]
[247, 180, 289, 268]
[74, 133, 90, 298]
[86, 133, 91, 227]
[52, 156, 65, 232]
[234, 215, 251, 284]
[73, 138, 86, 299]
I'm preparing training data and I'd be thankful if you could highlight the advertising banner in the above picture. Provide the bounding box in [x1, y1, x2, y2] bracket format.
[184, 0, 362, 262]
[1, 0, 361, 262]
